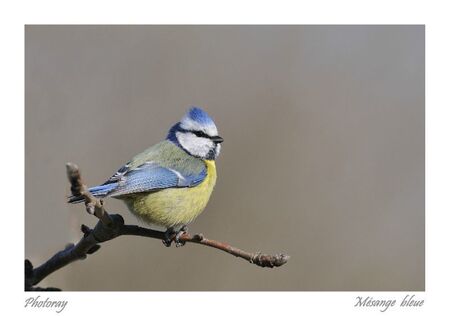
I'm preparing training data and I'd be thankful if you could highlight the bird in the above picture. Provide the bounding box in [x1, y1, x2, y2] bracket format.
[68, 107, 223, 246]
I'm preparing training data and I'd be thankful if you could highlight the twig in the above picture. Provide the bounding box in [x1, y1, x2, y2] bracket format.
[25, 163, 290, 290]
[120, 225, 290, 267]
[66, 162, 112, 226]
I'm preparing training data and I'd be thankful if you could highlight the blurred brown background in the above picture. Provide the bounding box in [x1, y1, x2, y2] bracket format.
[25, 25, 424, 291]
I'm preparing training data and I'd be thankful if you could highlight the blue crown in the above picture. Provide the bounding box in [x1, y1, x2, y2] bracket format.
[187, 107, 215, 126]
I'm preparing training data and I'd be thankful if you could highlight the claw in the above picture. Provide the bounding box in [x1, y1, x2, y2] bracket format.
[175, 230, 187, 247]
[163, 226, 188, 247]
[163, 228, 175, 247]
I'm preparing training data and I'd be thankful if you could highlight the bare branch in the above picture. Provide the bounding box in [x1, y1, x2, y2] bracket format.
[119, 225, 290, 268]
[25, 163, 290, 290]
[66, 162, 112, 226]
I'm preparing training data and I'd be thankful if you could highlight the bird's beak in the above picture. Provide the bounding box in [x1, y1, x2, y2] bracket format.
[211, 136, 224, 144]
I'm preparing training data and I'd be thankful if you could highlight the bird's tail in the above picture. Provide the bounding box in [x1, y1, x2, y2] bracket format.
[67, 183, 118, 204]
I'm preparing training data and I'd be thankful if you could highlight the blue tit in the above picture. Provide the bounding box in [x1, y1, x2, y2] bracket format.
[68, 107, 223, 243]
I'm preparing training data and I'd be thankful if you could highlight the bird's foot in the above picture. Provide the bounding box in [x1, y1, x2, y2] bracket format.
[162, 228, 175, 247]
[162, 226, 188, 247]
[174, 225, 188, 247]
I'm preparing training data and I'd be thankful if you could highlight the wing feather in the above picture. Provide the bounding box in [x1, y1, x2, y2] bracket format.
[108, 161, 206, 197]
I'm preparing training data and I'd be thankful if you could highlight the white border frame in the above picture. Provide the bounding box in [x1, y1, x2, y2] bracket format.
[2, 1, 448, 315]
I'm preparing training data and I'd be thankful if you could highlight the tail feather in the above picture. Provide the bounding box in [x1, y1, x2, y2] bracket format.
[67, 183, 118, 204]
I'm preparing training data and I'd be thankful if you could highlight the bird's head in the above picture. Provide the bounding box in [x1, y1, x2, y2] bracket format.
[167, 107, 223, 160]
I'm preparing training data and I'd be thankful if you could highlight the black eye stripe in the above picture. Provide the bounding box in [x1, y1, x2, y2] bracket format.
[178, 127, 211, 138]
[191, 130, 210, 138]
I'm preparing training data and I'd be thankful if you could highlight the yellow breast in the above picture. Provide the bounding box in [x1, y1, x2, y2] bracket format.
[121, 160, 217, 228]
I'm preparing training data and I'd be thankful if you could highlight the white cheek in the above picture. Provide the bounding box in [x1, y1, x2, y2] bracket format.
[176, 132, 214, 158]
[214, 143, 221, 158]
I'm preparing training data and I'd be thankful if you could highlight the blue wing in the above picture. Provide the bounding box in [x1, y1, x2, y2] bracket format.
[108, 161, 206, 197]
[68, 161, 207, 204]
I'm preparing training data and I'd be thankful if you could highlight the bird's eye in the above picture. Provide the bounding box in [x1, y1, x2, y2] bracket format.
[191, 130, 210, 138]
